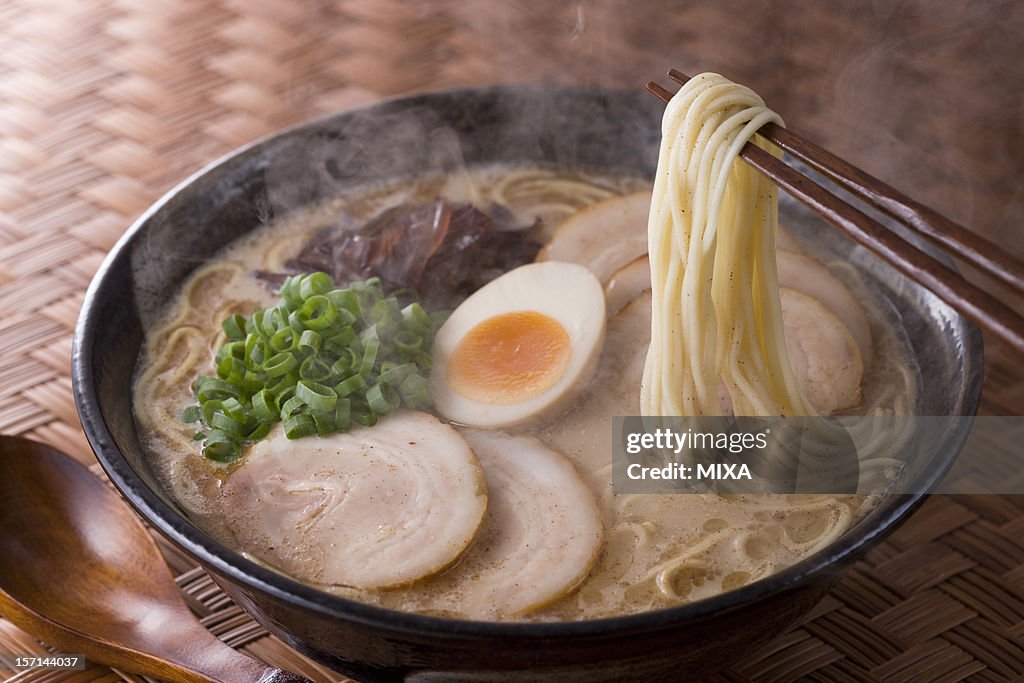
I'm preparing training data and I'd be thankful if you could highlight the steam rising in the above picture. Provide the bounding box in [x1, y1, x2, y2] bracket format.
[223, 1, 1021, 311]
[435, 1, 1020, 261]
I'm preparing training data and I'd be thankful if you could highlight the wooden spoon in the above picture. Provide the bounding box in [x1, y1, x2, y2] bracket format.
[0, 434, 312, 683]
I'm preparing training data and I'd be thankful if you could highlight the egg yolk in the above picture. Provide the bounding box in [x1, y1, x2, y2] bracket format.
[448, 311, 571, 405]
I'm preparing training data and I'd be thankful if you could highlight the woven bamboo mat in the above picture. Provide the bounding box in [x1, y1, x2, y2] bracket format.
[1, 1, 1022, 681]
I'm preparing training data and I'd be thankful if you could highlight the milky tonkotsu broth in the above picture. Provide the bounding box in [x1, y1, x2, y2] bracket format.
[133, 165, 914, 621]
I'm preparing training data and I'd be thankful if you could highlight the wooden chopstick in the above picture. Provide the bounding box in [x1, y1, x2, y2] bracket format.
[646, 77, 1024, 357]
[667, 69, 1024, 293]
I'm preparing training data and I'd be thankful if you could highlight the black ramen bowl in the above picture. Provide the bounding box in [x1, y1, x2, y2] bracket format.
[73, 85, 983, 682]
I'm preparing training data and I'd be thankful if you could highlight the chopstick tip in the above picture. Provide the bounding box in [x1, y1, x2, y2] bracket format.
[645, 81, 673, 103]
[667, 68, 689, 84]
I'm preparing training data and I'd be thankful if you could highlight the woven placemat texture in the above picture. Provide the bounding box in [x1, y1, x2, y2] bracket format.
[0, 1, 1022, 681]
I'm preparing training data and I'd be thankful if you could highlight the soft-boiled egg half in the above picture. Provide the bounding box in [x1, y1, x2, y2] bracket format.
[430, 261, 606, 427]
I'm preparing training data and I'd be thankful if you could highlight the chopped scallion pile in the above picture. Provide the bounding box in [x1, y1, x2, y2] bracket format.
[184, 273, 445, 462]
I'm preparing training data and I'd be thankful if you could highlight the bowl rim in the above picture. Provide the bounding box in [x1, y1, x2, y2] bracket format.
[72, 83, 984, 641]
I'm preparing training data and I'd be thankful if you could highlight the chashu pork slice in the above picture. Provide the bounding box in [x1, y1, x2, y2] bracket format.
[604, 256, 650, 317]
[219, 410, 487, 589]
[780, 287, 863, 414]
[451, 430, 604, 618]
[537, 191, 651, 283]
[777, 251, 872, 368]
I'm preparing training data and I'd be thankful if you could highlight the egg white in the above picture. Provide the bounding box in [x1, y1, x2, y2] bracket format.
[430, 261, 606, 427]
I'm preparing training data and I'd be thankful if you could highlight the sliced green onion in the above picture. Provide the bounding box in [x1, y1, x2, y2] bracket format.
[196, 378, 240, 402]
[201, 399, 224, 425]
[218, 365, 245, 388]
[240, 369, 266, 393]
[254, 309, 277, 339]
[281, 276, 303, 310]
[334, 398, 351, 431]
[220, 397, 247, 422]
[299, 271, 333, 299]
[217, 356, 242, 383]
[270, 327, 298, 352]
[328, 289, 360, 318]
[264, 351, 297, 377]
[369, 298, 397, 328]
[395, 330, 422, 353]
[204, 430, 240, 462]
[360, 335, 380, 376]
[298, 329, 322, 355]
[331, 355, 353, 376]
[408, 350, 433, 371]
[246, 423, 271, 441]
[244, 332, 266, 369]
[311, 409, 336, 435]
[324, 325, 356, 350]
[298, 295, 338, 331]
[334, 373, 366, 397]
[284, 413, 316, 439]
[399, 373, 432, 410]
[281, 395, 306, 419]
[401, 303, 431, 332]
[379, 362, 416, 387]
[216, 341, 245, 365]
[296, 380, 337, 412]
[190, 272, 443, 460]
[211, 411, 248, 437]
[222, 314, 247, 341]
[299, 355, 332, 382]
[267, 372, 297, 399]
[351, 408, 378, 427]
[252, 390, 278, 423]
[366, 383, 399, 415]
